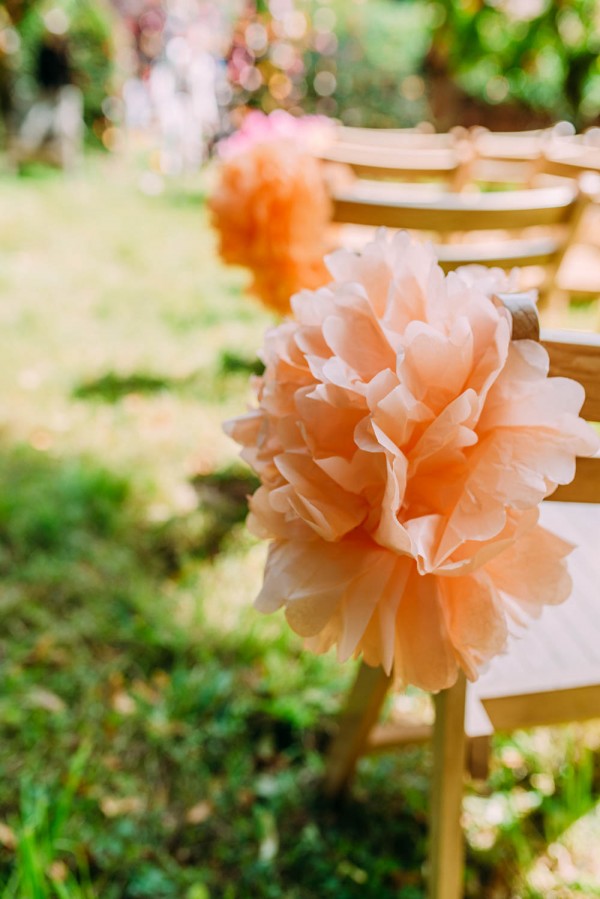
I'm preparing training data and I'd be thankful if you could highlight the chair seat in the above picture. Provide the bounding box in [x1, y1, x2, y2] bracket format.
[467, 502, 600, 736]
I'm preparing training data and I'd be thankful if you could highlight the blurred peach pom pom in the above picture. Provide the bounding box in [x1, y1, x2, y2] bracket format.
[225, 231, 600, 692]
[209, 112, 333, 314]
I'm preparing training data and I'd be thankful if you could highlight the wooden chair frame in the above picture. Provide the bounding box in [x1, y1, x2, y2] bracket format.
[331, 182, 596, 317]
[541, 147, 600, 180]
[319, 143, 472, 190]
[469, 128, 550, 186]
[324, 298, 600, 899]
[332, 124, 465, 150]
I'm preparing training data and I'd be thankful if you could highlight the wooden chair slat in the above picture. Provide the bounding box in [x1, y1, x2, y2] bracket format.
[482, 684, 600, 731]
[436, 236, 560, 269]
[471, 503, 600, 708]
[551, 458, 600, 503]
[473, 130, 546, 160]
[367, 721, 431, 753]
[333, 125, 458, 150]
[332, 184, 578, 231]
[543, 329, 600, 420]
[321, 144, 462, 173]
[543, 149, 600, 178]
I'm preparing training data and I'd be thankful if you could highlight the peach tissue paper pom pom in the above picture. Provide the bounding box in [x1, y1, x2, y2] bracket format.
[208, 111, 334, 314]
[224, 231, 600, 692]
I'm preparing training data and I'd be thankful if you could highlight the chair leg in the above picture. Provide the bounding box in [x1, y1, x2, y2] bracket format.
[428, 673, 467, 899]
[323, 661, 391, 798]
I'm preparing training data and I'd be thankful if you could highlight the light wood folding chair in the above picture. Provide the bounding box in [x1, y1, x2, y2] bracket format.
[324, 296, 600, 899]
[331, 181, 596, 320]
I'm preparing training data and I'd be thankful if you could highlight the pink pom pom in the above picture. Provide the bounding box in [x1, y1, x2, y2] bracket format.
[209, 112, 334, 313]
[225, 231, 600, 691]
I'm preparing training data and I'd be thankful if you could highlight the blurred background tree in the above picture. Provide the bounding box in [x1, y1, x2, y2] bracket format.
[224, 0, 600, 131]
[0, 0, 116, 145]
[225, 0, 434, 127]
[429, 0, 600, 130]
[2, 0, 600, 152]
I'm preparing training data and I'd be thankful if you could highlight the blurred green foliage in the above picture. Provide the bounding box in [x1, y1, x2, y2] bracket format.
[228, 0, 600, 129]
[433, 0, 600, 127]
[0, 0, 115, 135]
[304, 1, 434, 127]
[226, 0, 433, 127]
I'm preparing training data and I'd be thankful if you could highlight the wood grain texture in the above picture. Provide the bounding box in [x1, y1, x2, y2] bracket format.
[482, 685, 600, 732]
[333, 126, 459, 150]
[542, 149, 600, 179]
[551, 458, 600, 503]
[320, 144, 464, 181]
[428, 674, 467, 899]
[323, 662, 391, 798]
[332, 184, 578, 231]
[543, 328, 600, 421]
[495, 291, 540, 340]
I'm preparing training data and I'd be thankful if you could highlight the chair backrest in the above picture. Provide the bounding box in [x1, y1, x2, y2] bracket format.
[468, 125, 578, 185]
[541, 147, 600, 179]
[471, 127, 548, 161]
[331, 182, 587, 274]
[465, 318, 600, 749]
[332, 182, 580, 232]
[319, 144, 470, 184]
[333, 124, 462, 150]
[544, 328, 600, 503]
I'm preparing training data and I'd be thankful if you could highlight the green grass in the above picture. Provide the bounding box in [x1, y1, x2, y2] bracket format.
[0, 155, 599, 898]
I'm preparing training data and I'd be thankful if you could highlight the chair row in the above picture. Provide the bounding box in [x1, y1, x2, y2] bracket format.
[317, 122, 600, 190]
[329, 178, 600, 313]
[318, 130, 600, 324]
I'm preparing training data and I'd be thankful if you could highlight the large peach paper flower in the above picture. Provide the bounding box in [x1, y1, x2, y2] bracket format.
[225, 232, 599, 692]
[209, 112, 333, 314]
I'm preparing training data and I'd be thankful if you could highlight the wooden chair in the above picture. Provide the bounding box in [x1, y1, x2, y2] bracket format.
[537, 154, 600, 307]
[324, 296, 600, 899]
[331, 180, 597, 319]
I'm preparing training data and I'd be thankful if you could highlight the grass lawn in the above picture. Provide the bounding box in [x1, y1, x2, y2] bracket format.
[0, 155, 599, 899]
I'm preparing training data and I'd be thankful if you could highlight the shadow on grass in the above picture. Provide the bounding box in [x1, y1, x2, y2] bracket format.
[217, 350, 265, 378]
[72, 352, 263, 405]
[72, 371, 191, 402]
[190, 465, 259, 558]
